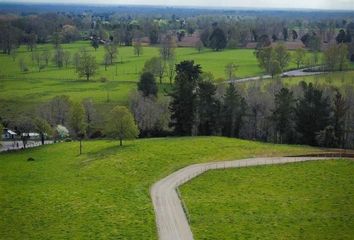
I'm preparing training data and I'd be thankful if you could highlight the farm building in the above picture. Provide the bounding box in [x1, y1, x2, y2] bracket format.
[2, 129, 17, 140]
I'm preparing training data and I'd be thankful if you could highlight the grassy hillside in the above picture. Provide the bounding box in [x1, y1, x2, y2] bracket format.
[0, 137, 320, 239]
[181, 160, 354, 240]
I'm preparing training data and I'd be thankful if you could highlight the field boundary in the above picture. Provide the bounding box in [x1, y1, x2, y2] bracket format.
[150, 157, 347, 240]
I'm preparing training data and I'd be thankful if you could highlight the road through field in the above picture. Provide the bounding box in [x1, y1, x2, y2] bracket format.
[228, 67, 324, 83]
[150, 157, 332, 240]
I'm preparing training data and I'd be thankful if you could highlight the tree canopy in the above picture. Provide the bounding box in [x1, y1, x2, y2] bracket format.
[77, 49, 98, 81]
[209, 28, 227, 51]
[138, 72, 158, 97]
[169, 60, 202, 135]
[105, 106, 139, 146]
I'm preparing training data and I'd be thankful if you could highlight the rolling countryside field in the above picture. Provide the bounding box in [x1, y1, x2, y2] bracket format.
[0, 42, 263, 104]
[0, 41, 319, 118]
[1, 2, 354, 240]
[0, 137, 321, 239]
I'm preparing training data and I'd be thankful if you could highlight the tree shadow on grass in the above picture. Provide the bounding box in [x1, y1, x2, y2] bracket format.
[79, 143, 134, 165]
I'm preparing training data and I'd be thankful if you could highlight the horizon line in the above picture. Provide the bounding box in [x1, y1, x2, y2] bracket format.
[1, 1, 354, 12]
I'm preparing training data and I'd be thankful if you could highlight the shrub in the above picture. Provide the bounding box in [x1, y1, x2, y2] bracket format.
[100, 77, 108, 83]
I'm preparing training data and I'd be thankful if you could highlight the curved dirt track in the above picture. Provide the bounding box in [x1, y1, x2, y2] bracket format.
[150, 157, 333, 240]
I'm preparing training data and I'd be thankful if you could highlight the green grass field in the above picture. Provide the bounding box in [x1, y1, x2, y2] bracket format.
[0, 137, 320, 239]
[181, 160, 354, 240]
[0, 42, 264, 105]
[0, 41, 317, 117]
[181, 160, 354, 239]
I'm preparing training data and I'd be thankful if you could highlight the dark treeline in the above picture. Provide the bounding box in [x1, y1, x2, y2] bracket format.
[3, 59, 353, 149]
[131, 60, 353, 149]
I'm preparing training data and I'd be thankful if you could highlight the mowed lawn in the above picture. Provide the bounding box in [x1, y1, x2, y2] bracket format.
[0, 42, 263, 117]
[0, 41, 316, 109]
[0, 137, 321, 239]
[0, 42, 263, 105]
[181, 160, 354, 240]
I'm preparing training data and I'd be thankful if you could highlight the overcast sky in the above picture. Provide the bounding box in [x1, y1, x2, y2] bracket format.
[3, 0, 354, 10]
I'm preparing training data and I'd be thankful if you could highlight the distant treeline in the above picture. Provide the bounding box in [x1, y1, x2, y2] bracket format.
[1, 4, 354, 55]
[1, 3, 354, 20]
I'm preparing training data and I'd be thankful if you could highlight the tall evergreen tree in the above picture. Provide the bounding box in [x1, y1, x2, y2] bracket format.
[0, 123, 3, 138]
[271, 88, 295, 143]
[332, 90, 348, 147]
[91, 35, 99, 51]
[169, 61, 202, 135]
[221, 83, 246, 137]
[195, 80, 219, 136]
[282, 28, 288, 41]
[138, 72, 158, 97]
[336, 29, 347, 43]
[209, 28, 227, 51]
[295, 82, 331, 146]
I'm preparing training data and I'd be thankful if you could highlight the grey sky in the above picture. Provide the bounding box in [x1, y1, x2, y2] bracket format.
[3, 0, 354, 10]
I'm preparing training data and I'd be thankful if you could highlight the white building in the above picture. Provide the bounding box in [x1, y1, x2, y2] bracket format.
[2, 128, 17, 140]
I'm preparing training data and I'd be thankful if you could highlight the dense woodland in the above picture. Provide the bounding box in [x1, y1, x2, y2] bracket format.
[1, 4, 354, 149]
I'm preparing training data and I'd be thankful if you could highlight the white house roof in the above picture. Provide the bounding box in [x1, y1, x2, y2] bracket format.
[6, 130, 16, 135]
[21, 133, 39, 137]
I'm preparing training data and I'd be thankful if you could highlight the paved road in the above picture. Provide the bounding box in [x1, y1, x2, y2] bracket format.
[229, 68, 324, 83]
[150, 157, 332, 240]
[0, 140, 53, 152]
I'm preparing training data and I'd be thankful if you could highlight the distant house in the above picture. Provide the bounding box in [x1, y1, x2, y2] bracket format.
[2, 128, 17, 140]
[21, 133, 40, 140]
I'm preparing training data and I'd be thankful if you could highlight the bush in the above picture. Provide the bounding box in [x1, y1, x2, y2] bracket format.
[89, 130, 104, 139]
[100, 77, 108, 83]
[22, 66, 29, 72]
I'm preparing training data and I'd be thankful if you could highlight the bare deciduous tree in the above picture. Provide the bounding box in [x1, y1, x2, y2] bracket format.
[63, 51, 71, 68]
[129, 91, 170, 136]
[133, 38, 143, 57]
[104, 42, 118, 64]
[38, 95, 72, 127]
[41, 48, 51, 67]
[159, 34, 176, 61]
[225, 62, 238, 80]
[82, 98, 98, 137]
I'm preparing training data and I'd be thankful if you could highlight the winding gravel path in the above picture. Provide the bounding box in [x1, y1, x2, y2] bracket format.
[150, 157, 332, 240]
